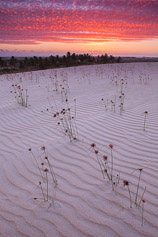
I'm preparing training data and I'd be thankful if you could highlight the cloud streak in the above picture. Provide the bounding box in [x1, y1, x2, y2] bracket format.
[0, 0, 158, 45]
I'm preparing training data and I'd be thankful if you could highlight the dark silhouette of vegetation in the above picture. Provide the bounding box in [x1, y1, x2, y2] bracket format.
[1, 53, 158, 75]
[0, 52, 122, 74]
[9, 56, 17, 67]
[4, 52, 158, 75]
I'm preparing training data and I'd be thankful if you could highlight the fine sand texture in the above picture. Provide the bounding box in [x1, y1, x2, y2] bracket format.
[0, 62, 158, 237]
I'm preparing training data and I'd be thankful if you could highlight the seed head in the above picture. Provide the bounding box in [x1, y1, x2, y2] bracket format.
[41, 146, 46, 150]
[90, 143, 96, 148]
[123, 180, 129, 186]
[109, 144, 113, 149]
[103, 155, 108, 161]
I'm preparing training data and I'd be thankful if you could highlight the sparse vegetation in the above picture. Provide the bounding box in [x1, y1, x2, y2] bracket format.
[29, 146, 58, 205]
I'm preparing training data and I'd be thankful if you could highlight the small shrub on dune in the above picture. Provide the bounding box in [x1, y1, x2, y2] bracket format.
[90, 143, 117, 184]
[29, 146, 58, 204]
[11, 84, 28, 107]
[46, 95, 78, 142]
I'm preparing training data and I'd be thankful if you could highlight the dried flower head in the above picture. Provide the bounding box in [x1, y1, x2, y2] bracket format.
[44, 168, 48, 172]
[109, 144, 113, 149]
[28, 148, 31, 151]
[41, 146, 46, 150]
[123, 180, 129, 186]
[90, 143, 96, 148]
[144, 111, 148, 114]
[94, 150, 98, 154]
[103, 155, 108, 161]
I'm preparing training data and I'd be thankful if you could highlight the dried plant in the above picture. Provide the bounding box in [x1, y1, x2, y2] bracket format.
[109, 144, 114, 181]
[29, 146, 58, 204]
[90, 143, 117, 183]
[44, 168, 49, 201]
[141, 199, 146, 226]
[10, 84, 28, 107]
[135, 168, 143, 206]
[90, 144, 106, 179]
[143, 111, 148, 131]
[123, 180, 132, 208]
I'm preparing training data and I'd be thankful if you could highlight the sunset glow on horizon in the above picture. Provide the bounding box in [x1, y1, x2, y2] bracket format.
[0, 0, 158, 57]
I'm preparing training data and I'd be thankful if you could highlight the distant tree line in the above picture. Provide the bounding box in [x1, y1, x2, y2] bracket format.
[0, 53, 122, 73]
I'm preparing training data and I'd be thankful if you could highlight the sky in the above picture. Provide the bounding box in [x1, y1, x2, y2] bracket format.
[0, 0, 158, 57]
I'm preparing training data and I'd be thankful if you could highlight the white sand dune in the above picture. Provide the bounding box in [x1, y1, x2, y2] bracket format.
[0, 63, 158, 237]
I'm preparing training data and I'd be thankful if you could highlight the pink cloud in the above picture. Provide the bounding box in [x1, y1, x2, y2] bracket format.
[0, 0, 158, 45]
